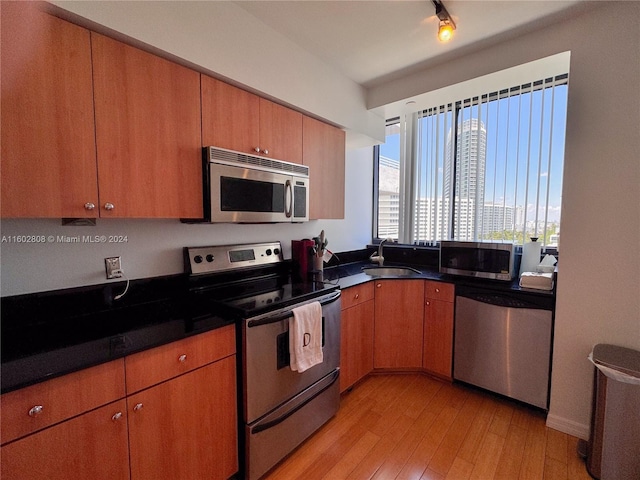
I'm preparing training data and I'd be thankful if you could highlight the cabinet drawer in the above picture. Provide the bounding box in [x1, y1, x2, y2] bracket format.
[424, 280, 454, 302]
[125, 324, 235, 394]
[1, 359, 125, 445]
[341, 283, 375, 310]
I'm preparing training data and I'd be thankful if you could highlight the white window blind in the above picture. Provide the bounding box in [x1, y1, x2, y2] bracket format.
[384, 74, 568, 247]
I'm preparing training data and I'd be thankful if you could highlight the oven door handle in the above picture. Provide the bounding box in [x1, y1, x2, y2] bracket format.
[247, 290, 341, 328]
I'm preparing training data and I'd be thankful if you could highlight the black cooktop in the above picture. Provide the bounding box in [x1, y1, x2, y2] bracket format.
[188, 270, 338, 319]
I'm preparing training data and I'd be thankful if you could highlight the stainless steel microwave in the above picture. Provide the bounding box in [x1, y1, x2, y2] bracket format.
[201, 146, 309, 223]
[439, 241, 516, 281]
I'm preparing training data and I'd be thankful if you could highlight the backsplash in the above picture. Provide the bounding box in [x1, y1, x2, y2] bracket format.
[0, 149, 374, 296]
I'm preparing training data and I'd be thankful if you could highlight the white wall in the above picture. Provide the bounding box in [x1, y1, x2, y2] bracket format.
[0, 148, 373, 296]
[368, 2, 640, 438]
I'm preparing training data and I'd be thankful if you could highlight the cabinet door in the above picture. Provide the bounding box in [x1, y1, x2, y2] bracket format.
[1, 2, 98, 218]
[303, 116, 346, 219]
[340, 299, 374, 392]
[92, 33, 203, 218]
[423, 298, 454, 379]
[201, 75, 260, 153]
[128, 356, 238, 480]
[1, 400, 129, 480]
[259, 98, 303, 164]
[374, 280, 425, 368]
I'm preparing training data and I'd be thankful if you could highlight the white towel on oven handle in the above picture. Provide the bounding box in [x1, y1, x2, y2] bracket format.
[289, 301, 323, 372]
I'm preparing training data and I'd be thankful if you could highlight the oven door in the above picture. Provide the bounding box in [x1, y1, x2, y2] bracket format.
[242, 290, 341, 424]
[209, 162, 307, 223]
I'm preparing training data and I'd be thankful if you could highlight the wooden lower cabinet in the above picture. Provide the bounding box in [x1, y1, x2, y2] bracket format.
[1, 400, 130, 480]
[373, 279, 425, 369]
[1, 328, 238, 480]
[340, 297, 375, 392]
[127, 356, 238, 480]
[423, 281, 455, 379]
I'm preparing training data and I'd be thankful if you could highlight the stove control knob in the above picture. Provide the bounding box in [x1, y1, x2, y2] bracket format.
[274, 248, 280, 255]
[266, 249, 272, 256]
[206, 254, 214, 262]
[194, 255, 203, 264]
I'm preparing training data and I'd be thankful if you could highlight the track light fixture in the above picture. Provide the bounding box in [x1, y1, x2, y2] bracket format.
[432, 0, 456, 42]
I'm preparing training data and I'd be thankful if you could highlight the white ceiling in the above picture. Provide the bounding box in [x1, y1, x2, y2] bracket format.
[234, 0, 591, 88]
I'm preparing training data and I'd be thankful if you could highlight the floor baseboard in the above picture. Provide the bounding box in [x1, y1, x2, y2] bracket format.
[546, 413, 590, 440]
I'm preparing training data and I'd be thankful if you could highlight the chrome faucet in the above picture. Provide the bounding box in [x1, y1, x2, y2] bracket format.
[369, 238, 394, 266]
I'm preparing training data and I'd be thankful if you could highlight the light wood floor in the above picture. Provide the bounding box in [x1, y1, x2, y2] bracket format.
[263, 374, 592, 480]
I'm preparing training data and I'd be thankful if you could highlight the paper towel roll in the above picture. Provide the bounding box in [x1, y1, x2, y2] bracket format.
[520, 237, 542, 276]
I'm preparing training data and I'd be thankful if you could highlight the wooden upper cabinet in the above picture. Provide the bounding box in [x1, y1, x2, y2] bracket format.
[201, 75, 303, 164]
[259, 98, 303, 164]
[0, 2, 98, 218]
[303, 116, 346, 219]
[201, 75, 260, 153]
[91, 33, 203, 218]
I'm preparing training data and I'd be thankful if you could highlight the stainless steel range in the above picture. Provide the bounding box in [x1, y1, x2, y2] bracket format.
[185, 242, 341, 480]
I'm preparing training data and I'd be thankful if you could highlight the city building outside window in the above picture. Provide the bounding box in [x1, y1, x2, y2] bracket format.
[375, 74, 568, 248]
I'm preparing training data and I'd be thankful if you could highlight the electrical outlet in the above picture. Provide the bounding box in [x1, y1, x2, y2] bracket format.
[105, 257, 123, 279]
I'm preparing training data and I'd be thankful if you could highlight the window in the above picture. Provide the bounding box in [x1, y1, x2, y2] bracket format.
[375, 74, 568, 248]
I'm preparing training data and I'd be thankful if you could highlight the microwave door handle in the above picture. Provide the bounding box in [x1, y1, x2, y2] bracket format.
[285, 180, 292, 218]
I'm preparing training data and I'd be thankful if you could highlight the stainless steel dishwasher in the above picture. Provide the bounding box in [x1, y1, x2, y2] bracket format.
[453, 285, 554, 410]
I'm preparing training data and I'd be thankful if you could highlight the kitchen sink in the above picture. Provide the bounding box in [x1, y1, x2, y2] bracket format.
[361, 266, 422, 277]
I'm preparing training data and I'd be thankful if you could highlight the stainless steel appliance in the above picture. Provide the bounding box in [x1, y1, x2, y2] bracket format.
[200, 146, 309, 223]
[453, 285, 554, 409]
[185, 242, 340, 480]
[440, 241, 516, 281]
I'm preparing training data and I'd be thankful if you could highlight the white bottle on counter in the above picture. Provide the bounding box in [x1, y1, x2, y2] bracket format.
[520, 237, 542, 277]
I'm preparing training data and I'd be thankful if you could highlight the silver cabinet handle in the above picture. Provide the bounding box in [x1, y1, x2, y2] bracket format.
[262, 148, 269, 155]
[133, 403, 143, 412]
[354, 293, 359, 299]
[426, 300, 431, 306]
[376, 283, 382, 288]
[178, 354, 187, 363]
[28, 405, 44, 417]
[435, 288, 440, 293]
[112, 412, 123, 421]
[104, 203, 115, 211]
[84, 202, 95, 210]
[254, 147, 261, 153]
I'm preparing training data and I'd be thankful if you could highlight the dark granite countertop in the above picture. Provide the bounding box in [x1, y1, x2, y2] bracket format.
[322, 259, 556, 299]
[0, 274, 231, 394]
[1, 245, 556, 394]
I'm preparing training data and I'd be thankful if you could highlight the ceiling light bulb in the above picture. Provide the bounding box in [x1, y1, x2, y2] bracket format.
[438, 20, 454, 42]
